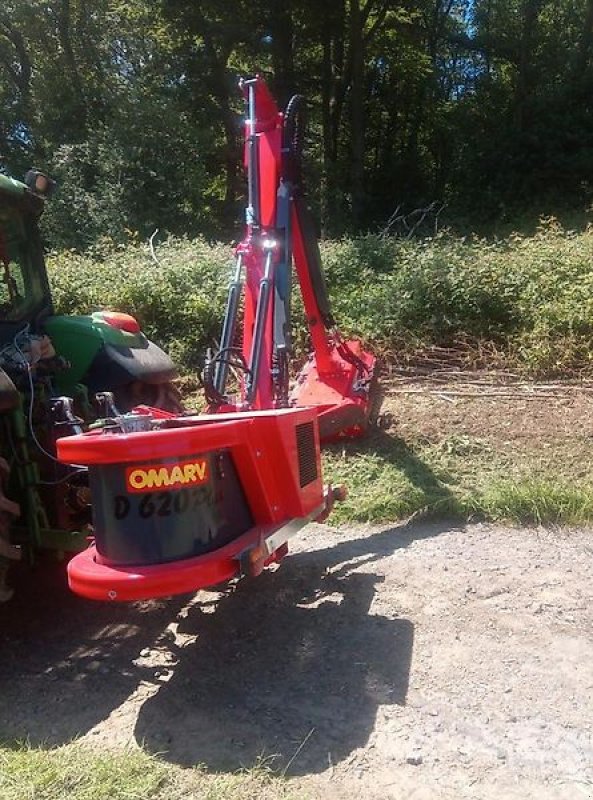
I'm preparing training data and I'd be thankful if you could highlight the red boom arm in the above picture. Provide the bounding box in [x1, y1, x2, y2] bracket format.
[205, 76, 376, 439]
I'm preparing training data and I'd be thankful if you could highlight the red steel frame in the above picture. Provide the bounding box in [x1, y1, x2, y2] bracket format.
[59, 407, 334, 601]
[238, 79, 283, 410]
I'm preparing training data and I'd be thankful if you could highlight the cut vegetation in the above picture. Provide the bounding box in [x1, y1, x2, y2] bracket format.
[324, 375, 593, 527]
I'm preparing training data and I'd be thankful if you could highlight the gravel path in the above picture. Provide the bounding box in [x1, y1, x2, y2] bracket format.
[1, 520, 592, 799]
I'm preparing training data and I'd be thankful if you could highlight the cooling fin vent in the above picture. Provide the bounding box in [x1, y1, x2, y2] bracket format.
[295, 421, 318, 488]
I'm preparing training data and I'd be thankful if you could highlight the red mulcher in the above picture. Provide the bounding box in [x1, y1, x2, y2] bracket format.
[58, 77, 376, 602]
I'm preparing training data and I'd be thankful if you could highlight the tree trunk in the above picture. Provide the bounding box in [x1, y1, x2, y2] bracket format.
[575, 0, 593, 80]
[320, 2, 347, 233]
[349, 0, 366, 227]
[321, 17, 335, 233]
[270, 6, 295, 107]
[515, 0, 543, 132]
[0, 15, 32, 109]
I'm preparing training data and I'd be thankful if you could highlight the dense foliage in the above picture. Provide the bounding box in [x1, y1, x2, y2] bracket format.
[3, 1, 593, 248]
[47, 222, 593, 377]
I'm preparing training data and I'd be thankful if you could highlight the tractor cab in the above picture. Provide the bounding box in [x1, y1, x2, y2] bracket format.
[0, 172, 181, 601]
[0, 172, 177, 403]
[0, 174, 51, 344]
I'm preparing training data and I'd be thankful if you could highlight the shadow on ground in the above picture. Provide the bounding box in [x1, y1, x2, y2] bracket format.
[134, 521, 458, 775]
[0, 518, 458, 776]
[0, 563, 189, 744]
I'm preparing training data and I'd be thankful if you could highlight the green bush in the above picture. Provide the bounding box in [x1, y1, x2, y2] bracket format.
[47, 220, 593, 377]
[48, 237, 231, 372]
[321, 222, 593, 375]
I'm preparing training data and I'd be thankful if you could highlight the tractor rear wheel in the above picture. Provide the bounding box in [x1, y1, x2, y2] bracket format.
[114, 380, 184, 415]
[0, 457, 20, 602]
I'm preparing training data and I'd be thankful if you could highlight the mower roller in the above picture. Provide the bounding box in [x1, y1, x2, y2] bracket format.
[60, 77, 376, 602]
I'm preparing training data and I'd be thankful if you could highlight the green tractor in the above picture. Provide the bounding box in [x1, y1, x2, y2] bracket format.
[0, 170, 180, 600]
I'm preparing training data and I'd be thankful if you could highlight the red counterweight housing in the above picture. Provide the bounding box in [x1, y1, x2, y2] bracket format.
[58, 407, 328, 601]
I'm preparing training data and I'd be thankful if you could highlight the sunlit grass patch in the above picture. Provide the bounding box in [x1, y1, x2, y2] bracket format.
[323, 427, 593, 528]
[0, 742, 305, 800]
[0, 743, 167, 800]
[473, 480, 593, 526]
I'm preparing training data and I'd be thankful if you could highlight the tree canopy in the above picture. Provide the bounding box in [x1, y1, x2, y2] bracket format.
[2, 0, 593, 248]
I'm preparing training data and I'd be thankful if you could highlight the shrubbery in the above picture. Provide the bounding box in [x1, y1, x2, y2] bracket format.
[47, 220, 593, 377]
[48, 237, 230, 372]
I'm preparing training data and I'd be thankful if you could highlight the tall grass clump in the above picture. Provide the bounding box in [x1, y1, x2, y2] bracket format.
[474, 480, 593, 526]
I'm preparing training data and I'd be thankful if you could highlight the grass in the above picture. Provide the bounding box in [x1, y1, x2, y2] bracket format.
[323, 435, 460, 524]
[322, 399, 593, 527]
[324, 440, 593, 528]
[476, 480, 593, 526]
[0, 742, 304, 800]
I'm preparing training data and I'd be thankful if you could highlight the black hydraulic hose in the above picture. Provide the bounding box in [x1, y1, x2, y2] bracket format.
[293, 197, 336, 330]
[283, 94, 306, 186]
[282, 95, 335, 330]
[203, 357, 225, 406]
[213, 254, 243, 394]
[205, 347, 252, 407]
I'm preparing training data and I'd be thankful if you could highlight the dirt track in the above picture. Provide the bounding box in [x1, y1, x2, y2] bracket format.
[1, 520, 592, 799]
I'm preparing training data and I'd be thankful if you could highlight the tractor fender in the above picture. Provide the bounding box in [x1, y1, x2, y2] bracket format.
[43, 313, 176, 394]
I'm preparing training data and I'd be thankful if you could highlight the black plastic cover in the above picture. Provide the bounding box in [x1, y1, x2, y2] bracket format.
[84, 339, 177, 392]
[293, 197, 335, 330]
[89, 449, 253, 566]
